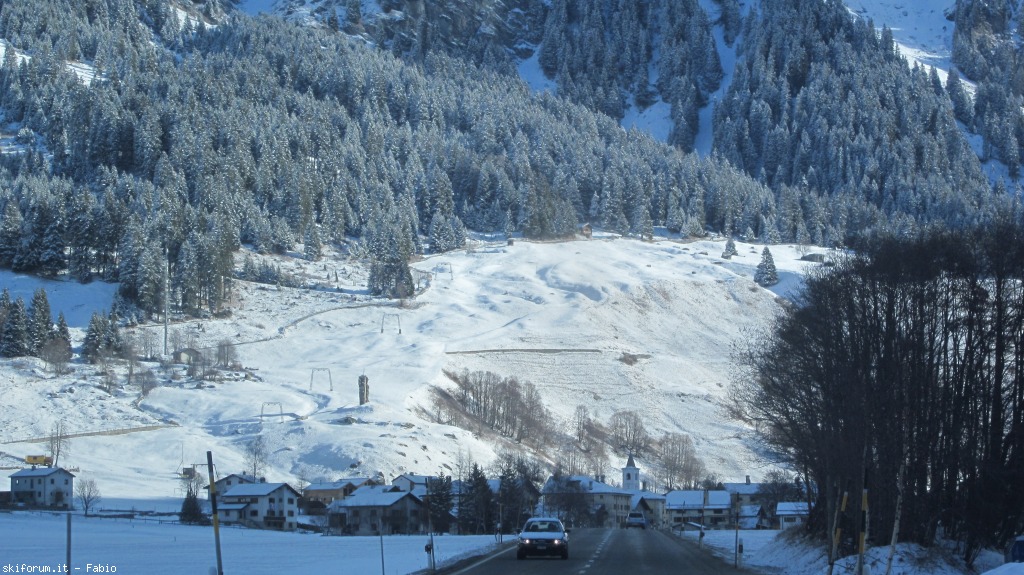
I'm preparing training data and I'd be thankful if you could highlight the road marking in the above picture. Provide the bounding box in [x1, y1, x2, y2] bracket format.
[446, 544, 516, 575]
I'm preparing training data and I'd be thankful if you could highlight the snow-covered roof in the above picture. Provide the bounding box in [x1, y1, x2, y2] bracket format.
[561, 476, 631, 496]
[10, 467, 74, 478]
[630, 492, 666, 509]
[328, 490, 419, 510]
[350, 484, 402, 498]
[723, 482, 761, 496]
[776, 502, 810, 516]
[304, 478, 371, 492]
[216, 473, 258, 484]
[221, 482, 297, 498]
[393, 473, 430, 485]
[665, 490, 731, 510]
[739, 504, 762, 517]
[217, 503, 248, 511]
[304, 481, 347, 492]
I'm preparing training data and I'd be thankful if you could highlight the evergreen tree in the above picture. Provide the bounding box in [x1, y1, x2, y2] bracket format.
[53, 312, 72, 359]
[754, 247, 779, 287]
[425, 472, 453, 534]
[28, 288, 53, 356]
[0, 201, 20, 268]
[303, 225, 323, 262]
[722, 237, 738, 259]
[81, 312, 106, 363]
[179, 486, 205, 524]
[0, 298, 30, 358]
[459, 464, 493, 534]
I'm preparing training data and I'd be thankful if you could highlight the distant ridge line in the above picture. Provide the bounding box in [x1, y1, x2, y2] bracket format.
[445, 348, 602, 355]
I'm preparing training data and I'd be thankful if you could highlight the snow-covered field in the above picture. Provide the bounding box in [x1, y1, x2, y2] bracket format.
[1, 234, 804, 495]
[684, 528, 1011, 575]
[0, 510, 502, 574]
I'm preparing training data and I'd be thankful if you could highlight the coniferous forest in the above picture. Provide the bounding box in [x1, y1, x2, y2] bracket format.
[0, 0, 1016, 321]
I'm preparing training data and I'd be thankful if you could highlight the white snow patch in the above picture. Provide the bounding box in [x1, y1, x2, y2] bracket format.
[516, 45, 556, 94]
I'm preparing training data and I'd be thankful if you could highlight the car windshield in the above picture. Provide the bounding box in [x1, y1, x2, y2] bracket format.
[526, 521, 561, 532]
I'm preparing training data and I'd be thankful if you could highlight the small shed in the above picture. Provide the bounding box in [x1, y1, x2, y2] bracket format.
[775, 501, 810, 528]
[173, 348, 204, 365]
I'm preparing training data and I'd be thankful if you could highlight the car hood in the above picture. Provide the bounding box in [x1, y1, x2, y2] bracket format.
[518, 532, 567, 541]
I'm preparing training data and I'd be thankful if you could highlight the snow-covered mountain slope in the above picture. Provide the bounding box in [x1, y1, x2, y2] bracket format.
[0, 235, 817, 504]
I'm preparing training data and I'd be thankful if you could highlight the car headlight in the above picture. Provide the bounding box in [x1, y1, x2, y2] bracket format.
[552, 539, 564, 545]
[519, 538, 530, 544]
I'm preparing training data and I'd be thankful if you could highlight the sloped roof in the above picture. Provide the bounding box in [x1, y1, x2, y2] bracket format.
[221, 482, 298, 498]
[776, 501, 810, 516]
[304, 481, 347, 492]
[723, 482, 761, 496]
[328, 490, 420, 511]
[10, 467, 75, 478]
[350, 484, 402, 498]
[544, 475, 631, 496]
[393, 473, 431, 485]
[216, 473, 258, 484]
[630, 492, 666, 510]
[665, 490, 731, 509]
[739, 504, 762, 517]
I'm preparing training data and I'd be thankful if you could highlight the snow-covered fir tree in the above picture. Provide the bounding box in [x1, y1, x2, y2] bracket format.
[721, 238, 738, 259]
[754, 247, 779, 287]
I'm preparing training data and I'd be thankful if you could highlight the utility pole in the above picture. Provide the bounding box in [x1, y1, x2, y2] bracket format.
[207, 451, 224, 575]
[163, 247, 169, 357]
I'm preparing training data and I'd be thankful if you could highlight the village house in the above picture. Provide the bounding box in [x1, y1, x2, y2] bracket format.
[391, 473, 431, 494]
[543, 475, 633, 528]
[723, 476, 762, 507]
[302, 478, 375, 514]
[775, 501, 810, 529]
[327, 485, 425, 535]
[211, 473, 259, 496]
[10, 467, 75, 509]
[216, 482, 300, 530]
[737, 504, 767, 529]
[630, 492, 667, 528]
[664, 489, 732, 529]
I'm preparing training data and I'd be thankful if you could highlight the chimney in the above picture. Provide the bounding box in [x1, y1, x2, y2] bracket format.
[745, 475, 751, 485]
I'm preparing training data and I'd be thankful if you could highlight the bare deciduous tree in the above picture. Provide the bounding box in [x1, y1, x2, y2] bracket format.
[657, 432, 705, 490]
[573, 405, 591, 447]
[216, 339, 237, 368]
[75, 478, 101, 516]
[243, 435, 269, 480]
[138, 369, 159, 398]
[39, 338, 72, 375]
[608, 410, 649, 457]
[48, 420, 70, 468]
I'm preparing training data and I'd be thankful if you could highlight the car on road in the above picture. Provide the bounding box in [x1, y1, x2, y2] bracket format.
[517, 517, 570, 560]
[625, 511, 647, 529]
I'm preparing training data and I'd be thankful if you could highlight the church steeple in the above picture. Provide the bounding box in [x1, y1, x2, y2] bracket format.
[622, 454, 640, 491]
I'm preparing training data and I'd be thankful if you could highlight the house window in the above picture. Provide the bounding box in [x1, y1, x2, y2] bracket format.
[288, 511, 294, 517]
[51, 479, 55, 484]
[250, 510, 258, 517]
[288, 498, 295, 504]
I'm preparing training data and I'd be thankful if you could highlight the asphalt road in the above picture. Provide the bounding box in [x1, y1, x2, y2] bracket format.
[446, 528, 755, 575]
